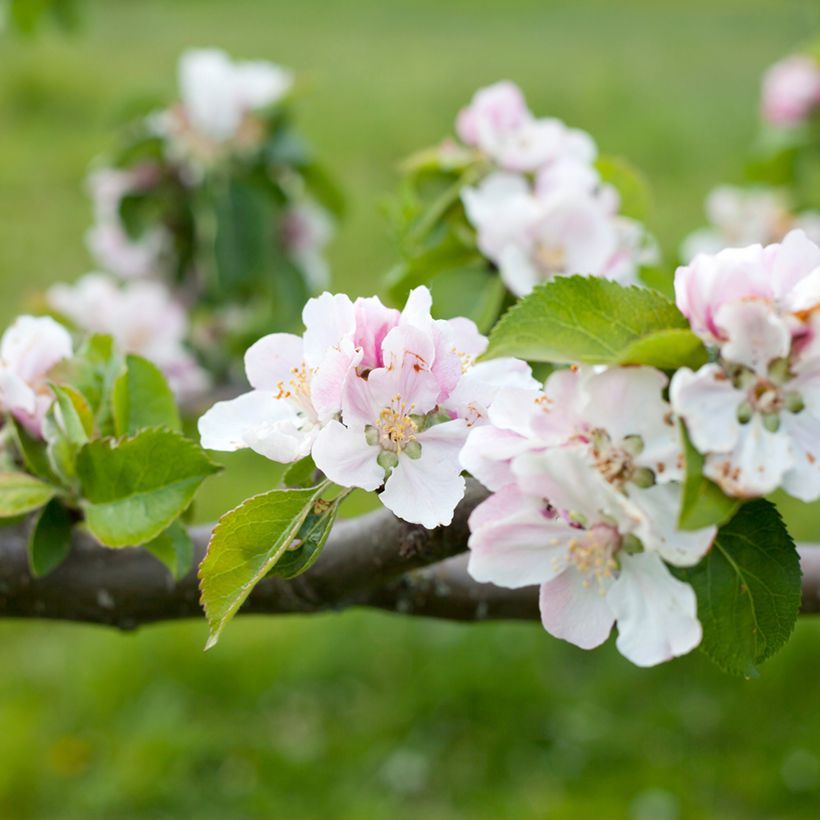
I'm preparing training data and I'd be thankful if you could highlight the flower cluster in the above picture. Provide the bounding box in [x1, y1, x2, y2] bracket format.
[761, 53, 820, 128]
[48, 274, 209, 401]
[456, 81, 656, 296]
[0, 315, 73, 437]
[672, 229, 820, 499]
[460, 364, 715, 667]
[199, 285, 536, 527]
[681, 185, 820, 262]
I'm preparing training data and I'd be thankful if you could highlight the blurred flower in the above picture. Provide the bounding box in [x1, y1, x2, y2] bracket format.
[282, 201, 334, 292]
[85, 167, 168, 279]
[0, 315, 73, 437]
[761, 54, 820, 127]
[680, 185, 820, 262]
[48, 273, 208, 401]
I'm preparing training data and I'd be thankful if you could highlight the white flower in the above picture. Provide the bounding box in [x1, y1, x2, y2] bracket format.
[48, 273, 207, 401]
[0, 315, 73, 437]
[467, 448, 702, 667]
[178, 48, 292, 144]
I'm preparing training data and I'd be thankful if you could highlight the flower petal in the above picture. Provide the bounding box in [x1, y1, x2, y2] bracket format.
[244, 333, 304, 391]
[716, 300, 790, 374]
[607, 552, 702, 667]
[301, 292, 356, 368]
[312, 420, 384, 491]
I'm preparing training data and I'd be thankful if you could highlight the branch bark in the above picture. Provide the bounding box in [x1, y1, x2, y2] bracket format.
[0, 480, 818, 628]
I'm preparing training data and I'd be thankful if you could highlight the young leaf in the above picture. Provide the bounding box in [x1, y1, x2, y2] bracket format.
[616, 328, 709, 371]
[10, 418, 58, 483]
[269, 493, 345, 580]
[199, 483, 329, 648]
[28, 498, 73, 577]
[0, 472, 59, 518]
[77, 428, 220, 548]
[143, 520, 195, 580]
[677, 500, 801, 677]
[112, 354, 181, 436]
[282, 455, 318, 488]
[485, 276, 690, 366]
[41, 385, 92, 487]
[678, 422, 740, 531]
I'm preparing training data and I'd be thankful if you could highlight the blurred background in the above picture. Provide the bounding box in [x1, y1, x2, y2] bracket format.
[2, 0, 820, 817]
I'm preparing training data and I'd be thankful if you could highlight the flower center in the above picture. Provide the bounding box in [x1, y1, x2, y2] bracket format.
[534, 242, 567, 276]
[566, 526, 619, 592]
[588, 430, 653, 488]
[375, 395, 418, 454]
[275, 362, 315, 418]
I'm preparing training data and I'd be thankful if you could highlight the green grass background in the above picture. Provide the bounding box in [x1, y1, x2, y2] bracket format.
[2, 0, 820, 817]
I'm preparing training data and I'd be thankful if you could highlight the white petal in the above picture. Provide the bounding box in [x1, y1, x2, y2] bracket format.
[301, 292, 356, 368]
[312, 420, 384, 491]
[607, 552, 702, 667]
[244, 333, 304, 390]
[539, 567, 615, 650]
[780, 410, 820, 501]
[704, 414, 793, 497]
[498, 243, 540, 297]
[310, 343, 361, 421]
[0, 368, 37, 416]
[198, 390, 284, 452]
[379, 420, 468, 527]
[716, 300, 790, 374]
[0, 315, 72, 384]
[670, 365, 743, 454]
[629, 483, 716, 566]
[459, 424, 534, 491]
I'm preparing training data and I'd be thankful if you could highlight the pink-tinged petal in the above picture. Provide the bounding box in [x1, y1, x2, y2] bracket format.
[607, 552, 701, 667]
[301, 292, 356, 368]
[379, 420, 468, 527]
[487, 385, 551, 438]
[0, 369, 37, 416]
[467, 485, 566, 588]
[786, 266, 820, 314]
[0, 315, 73, 384]
[769, 229, 820, 304]
[368, 347, 440, 417]
[312, 420, 384, 491]
[704, 414, 793, 497]
[539, 567, 615, 650]
[513, 447, 639, 533]
[498, 243, 540, 297]
[353, 295, 400, 371]
[399, 286, 434, 328]
[310, 343, 362, 421]
[715, 300, 790, 374]
[761, 55, 820, 126]
[459, 424, 534, 491]
[629, 483, 716, 566]
[244, 333, 303, 390]
[779, 410, 820, 502]
[340, 373, 379, 428]
[198, 390, 283, 452]
[455, 81, 530, 149]
[669, 365, 743, 454]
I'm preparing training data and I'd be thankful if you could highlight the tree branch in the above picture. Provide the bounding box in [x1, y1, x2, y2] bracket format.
[0, 480, 818, 629]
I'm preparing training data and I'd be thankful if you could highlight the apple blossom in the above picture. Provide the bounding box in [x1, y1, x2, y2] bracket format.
[0, 315, 73, 437]
[760, 54, 820, 127]
[47, 273, 208, 401]
[282, 201, 335, 292]
[680, 186, 820, 262]
[466, 447, 702, 667]
[85, 167, 168, 279]
[177, 48, 293, 144]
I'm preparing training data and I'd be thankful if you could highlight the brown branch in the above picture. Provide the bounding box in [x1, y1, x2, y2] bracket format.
[0, 480, 818, 629]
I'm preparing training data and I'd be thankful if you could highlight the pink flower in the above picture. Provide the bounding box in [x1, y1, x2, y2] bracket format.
[675, 230, 820, 344]
[455, 81, 596, 173]
[467, 448, 703, 667]
[48, 274, 208, 401]
[761, 54, 820, 127]
[0, 315, 73, 437]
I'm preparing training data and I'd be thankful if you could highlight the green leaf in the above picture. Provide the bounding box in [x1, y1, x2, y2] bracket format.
[199, 483, 329, 648]
[51, 384, 94, 442]
[28, 498, 73, 577]
[77, 429, 220, 548]
[10, 418, 58, 483]
[678, 422, 740, 531]
[268, 493, 344, 580]
[282, 455, 318, 488]
[677, 501, 801, 677]
[595, 155, 652, 221]
[0, 472, 59, 518]
[112, 354, 180, 436]
[616, 328, 709, 370]
[485, 276, 689, 365]
[144, 520, 195, 580]
[41, 385, 92, 487]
